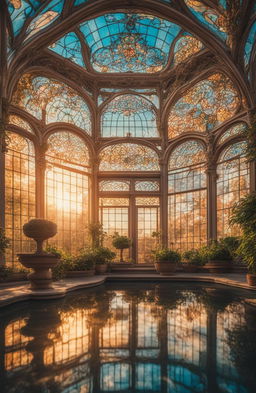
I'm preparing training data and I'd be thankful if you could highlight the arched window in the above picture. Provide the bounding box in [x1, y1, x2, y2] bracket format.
[168, 140, 207, 250]
[217, 141, 250, 238]
[12, 75, 91, 133]
[168, 73, 240, 138]
[218, 123, 247, 145]
[5, 132, 36, 266]
[101, 95, 158, 137]
[45, 132, 91, 254]
[99, 143, 160, 171]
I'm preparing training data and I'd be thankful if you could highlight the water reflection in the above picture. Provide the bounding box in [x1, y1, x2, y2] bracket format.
[1, 283, 256, 393]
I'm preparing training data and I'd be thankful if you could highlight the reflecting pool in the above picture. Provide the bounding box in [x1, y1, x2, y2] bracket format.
[1, 282, 256, 393]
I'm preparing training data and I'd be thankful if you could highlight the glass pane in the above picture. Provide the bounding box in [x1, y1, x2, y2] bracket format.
[135, 181, 160, 192]
[5, 132, 36, 267]
[101, 94, 158, 137]
[137, 206, 160, 263]
[45, 165, 90, 254]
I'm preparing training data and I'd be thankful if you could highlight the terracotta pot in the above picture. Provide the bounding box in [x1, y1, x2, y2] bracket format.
[205, 260, 233, 274]
[95, 264, 108, 275]
[155, 261, 177, 275]
[66, 269, 95, 278]
[247, 274, 256, 286]
[183, 264, 199, 273]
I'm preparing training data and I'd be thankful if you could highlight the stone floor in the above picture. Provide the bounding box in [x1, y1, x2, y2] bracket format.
[0, 272, 255, 308]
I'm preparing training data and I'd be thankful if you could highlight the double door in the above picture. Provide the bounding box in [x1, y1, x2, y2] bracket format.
[99, 196, 160, 263]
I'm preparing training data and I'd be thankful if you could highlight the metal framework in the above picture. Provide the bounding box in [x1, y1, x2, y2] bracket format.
[0, 0, 256, 265]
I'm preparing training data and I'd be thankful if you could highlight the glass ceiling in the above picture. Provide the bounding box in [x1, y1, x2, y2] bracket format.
[79, 13, 181, 73]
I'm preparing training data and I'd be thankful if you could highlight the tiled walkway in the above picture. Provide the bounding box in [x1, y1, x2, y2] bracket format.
[0, 273, 255, 308]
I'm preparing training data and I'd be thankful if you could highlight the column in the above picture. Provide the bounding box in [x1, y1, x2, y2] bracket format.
[206, 134, 217, 242]
[160, 158, 168, 248]
[35, 143, 47, 218]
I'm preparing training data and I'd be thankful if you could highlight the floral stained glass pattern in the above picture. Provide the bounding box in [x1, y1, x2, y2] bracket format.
[218, 123, 246, 144]
[99, 144, 160, 171]
[79, 13, 181, 73]
[46, 132, 90, 171]
[184, 0, 227, 41]
[25, 0, 64, 39]
[12, 75, 91, 133]
[168, 141, 206, 170]
[101, 95, 158, 137]
[48, 32, 86, 67]
[173, 34, 203, 65]
[8, 115, 33, 134]
[244, 21, 256, 67]
[168, 74, 240, 138]
[7, 0, 43, 36]
[99, 181, 130, 192]
[135, 181, 160, 192]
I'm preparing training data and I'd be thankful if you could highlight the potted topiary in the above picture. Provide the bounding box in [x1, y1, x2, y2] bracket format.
[154, 248, 181, 275]
[93, 246, 116, 274]
[182, 250, 204, 272]
[112, 233, 132, 263]
[204, 241, 233, 273]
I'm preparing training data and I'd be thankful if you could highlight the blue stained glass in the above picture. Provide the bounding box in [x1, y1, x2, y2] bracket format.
[244, 21, 256, 67]
[74, 0, 89, 5]
[48, 32, 85, 67]
[184, 0, 227, 41]
[79, 13, 182, 73]
[25, 0, 64, 38]
[7, 0, 42, 36]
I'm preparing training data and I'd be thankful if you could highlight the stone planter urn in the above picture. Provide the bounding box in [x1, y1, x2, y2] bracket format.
[95, 263, 108, 275]
[18, 219, 59, 290]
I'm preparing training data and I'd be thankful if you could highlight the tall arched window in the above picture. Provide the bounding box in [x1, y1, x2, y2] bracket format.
[45, 132, 91, 254]
[5, 132, 36, 266]
[101, 94, 158, 137]
[217, 141, 250, 238]
[168, 141, 207, 250]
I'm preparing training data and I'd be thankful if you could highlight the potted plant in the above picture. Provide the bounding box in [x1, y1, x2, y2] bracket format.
[93, 246, 116, 274]
[66, 249, 95, 278]
[112, 233, 132, 263]
[182, 250, 204, 272]
[45, 245, 73, 280]
[204, 241, 233, 273]
[154, 248, 181, 275]
[230, 193, 256, 285]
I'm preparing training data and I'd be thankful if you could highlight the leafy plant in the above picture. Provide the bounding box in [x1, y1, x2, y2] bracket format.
[112, 233, 132, 262]
[0, 227, 11, 254]
[230, 192, 256, 234]
[182, 250, 205, 266]
[87, 223, 105, 248]
[155, 248, 181, 263]
[45, 245, 73, 280]
[235, 232, 256, 274]
[72, 252, 95, 271]
[242, 115, 256, 162]
[219, 237, 240, 258]
[204, 241, 232, 261]
[92, 247, 116, 265]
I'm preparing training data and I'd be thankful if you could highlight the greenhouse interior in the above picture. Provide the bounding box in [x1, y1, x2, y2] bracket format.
[1, 1, 256, 393]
